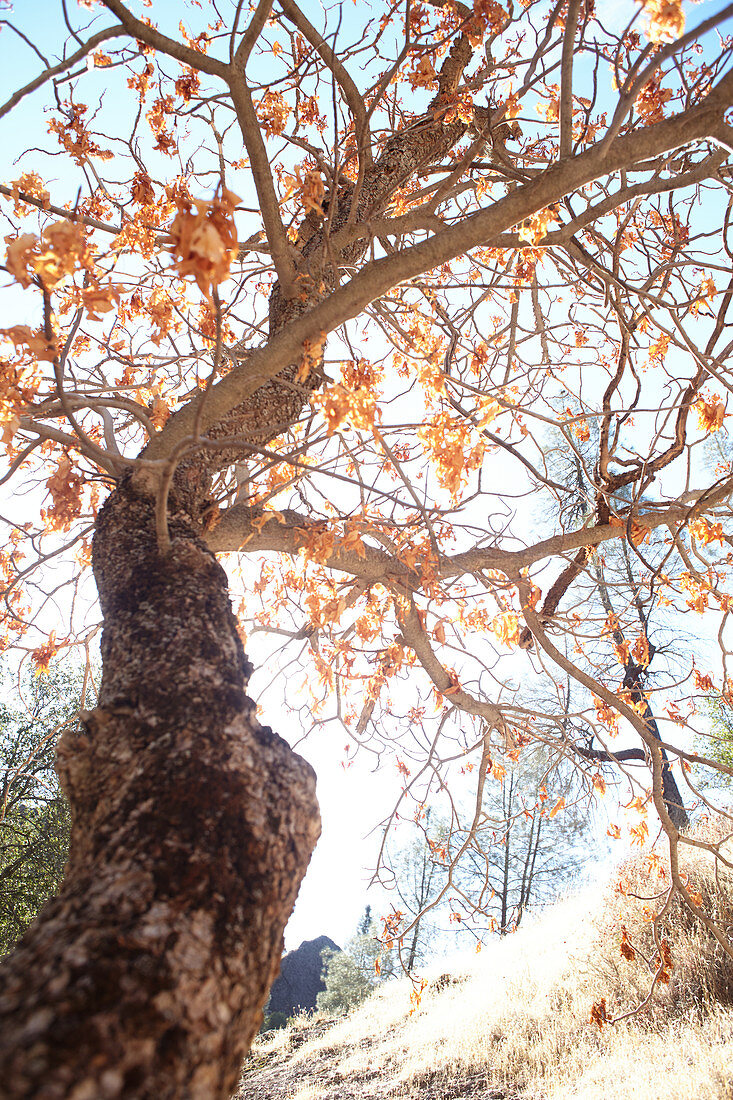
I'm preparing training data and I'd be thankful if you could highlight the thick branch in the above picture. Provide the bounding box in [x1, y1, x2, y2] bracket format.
[227, 76, 299, 297]
[559, 0, 581, 159]
[205, 488, 733, 579]
[101, 0, 230, 77]
[396, 596, 503, 727]
[576, 744, 646, 764]
[142, 75, 733, 465]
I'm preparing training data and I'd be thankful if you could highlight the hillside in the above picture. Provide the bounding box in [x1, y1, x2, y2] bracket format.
[238, 833, 733, 1100]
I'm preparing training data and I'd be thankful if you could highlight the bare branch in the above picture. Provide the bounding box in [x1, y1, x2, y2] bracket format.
[0, 24, 127, 119]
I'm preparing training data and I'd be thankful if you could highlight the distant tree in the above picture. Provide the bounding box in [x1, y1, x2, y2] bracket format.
[259, 1010, 288, 1033]
[0, 801, 70, 955]
[449, 745, 592, 936]
[692, 695, 733, 791]
[382, 743, 593, 944]
[317, 909, 394, 1016]
[384, 812, 449, 971]
[0, 665, 86, 953]
[357, 904, 372, 936]
[316, 948, 373, 1017]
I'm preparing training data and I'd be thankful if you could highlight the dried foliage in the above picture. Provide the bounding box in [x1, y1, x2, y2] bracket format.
[588, 817, 733, 1021]
[3, 0, 733, 1091]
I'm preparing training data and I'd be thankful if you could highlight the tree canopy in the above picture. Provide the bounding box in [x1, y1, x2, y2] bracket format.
[2, 0, 733, 1096]
[0, 666, 80, 953]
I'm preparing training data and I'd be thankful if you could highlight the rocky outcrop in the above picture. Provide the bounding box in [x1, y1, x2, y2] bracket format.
[267, 936, 340, 1018]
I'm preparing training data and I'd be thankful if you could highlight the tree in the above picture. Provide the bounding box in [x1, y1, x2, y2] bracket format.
[528, 432, 692, 827]
[2, 1, 733, 1094]
[317, 909, 393, 1016]
[693, 695, 733, 789]
[357, 904, 373, 937]
[384, 813, 449, 970]
[384, 745, 591, 949]
[0, 666, 82, 953]
[449, 745, 592, 936]
[317, 947, 373, 1017]
[0, 800, 69, 952]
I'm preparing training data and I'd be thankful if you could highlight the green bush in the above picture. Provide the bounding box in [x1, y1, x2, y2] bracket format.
[317, 910, 395, 1016]
[0, 664, 84, 953]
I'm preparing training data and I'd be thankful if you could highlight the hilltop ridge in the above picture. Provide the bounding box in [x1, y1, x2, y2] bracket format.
[239, 832, 733, 1100]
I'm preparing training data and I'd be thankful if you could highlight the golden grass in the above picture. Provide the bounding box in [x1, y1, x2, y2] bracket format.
[239, 819, 733, 1100]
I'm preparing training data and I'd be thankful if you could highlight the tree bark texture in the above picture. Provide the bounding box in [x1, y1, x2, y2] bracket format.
[0, 484, 320, 1100]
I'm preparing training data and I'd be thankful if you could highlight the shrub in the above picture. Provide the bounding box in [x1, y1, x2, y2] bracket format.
[585, 815, 733, 1020]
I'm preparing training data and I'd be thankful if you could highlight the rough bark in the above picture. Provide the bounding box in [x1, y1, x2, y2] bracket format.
[0, 483, 320, 1100]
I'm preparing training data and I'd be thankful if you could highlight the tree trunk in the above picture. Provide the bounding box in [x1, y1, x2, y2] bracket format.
[0, 483, 320, 1100]
[499, 774, 514, 935]
[625, 685, 689, 831]
[590, 559, 690, 831]
[516, 811, 539, 929]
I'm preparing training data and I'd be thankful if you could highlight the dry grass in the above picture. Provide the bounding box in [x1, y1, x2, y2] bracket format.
[238, 820, 733, 1100]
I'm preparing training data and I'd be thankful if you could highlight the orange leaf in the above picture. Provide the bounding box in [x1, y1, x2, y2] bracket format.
[696, 395, 726, 433]
[168, 186, 240, 299]
[625, 795, 648, 815]
[590, 999, 607, 1028]
[2, 325, 58, 362]
[492, 611, 520, 647]
[45, 454, 83, 531]
[31, 631, 60, 675]
[4, 233, 38, 288]
[82, 283, 120, 321]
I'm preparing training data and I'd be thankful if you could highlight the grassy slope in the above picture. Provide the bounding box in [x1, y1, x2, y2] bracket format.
[238, 828, 733, 1100]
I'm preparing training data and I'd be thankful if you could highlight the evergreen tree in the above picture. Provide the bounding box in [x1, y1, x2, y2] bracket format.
[317, 910, 394, 1016]
[357, 904, 372, 936]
